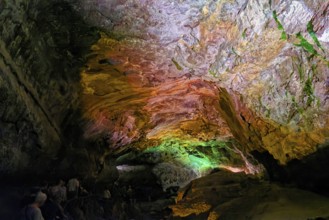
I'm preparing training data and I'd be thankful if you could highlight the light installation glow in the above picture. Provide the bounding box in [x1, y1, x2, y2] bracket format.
[133, 137, 264, 190]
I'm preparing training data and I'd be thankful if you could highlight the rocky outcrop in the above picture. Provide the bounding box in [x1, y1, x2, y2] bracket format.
[73, 0, 329, 166]
[1, 0, 329, 218]
[0, 0, 99, 176]
[1, 0, 328, 191]
[171, 170, 329, 219]
[116, 138, 264, 191]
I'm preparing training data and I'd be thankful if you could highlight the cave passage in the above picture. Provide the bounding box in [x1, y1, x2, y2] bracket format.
[1, 0, 329, 219]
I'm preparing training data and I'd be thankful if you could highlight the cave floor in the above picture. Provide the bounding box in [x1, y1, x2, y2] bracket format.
[1, 170, 329, 220]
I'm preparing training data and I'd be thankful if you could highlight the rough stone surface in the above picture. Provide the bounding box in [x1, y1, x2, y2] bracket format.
[116, 138, 264, 191]
[74, 0, 329, 165]
[1, 0, 329, 186]
[0, 0, 99, 176]
[171, 170, 329, 219]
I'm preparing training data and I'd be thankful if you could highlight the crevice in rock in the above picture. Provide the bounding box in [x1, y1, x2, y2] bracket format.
[0, 48, 62, 142]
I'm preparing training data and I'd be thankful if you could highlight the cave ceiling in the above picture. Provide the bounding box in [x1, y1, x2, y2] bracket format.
[75, 0, 329, 164]
[80, 1, 235, 150]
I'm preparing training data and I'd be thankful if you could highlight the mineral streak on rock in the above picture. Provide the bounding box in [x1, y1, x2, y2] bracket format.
[1, 0, 329, 177]
[78, 0, 329, 165]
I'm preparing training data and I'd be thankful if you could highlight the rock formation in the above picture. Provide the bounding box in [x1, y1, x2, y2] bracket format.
[1, 0, 329, 218]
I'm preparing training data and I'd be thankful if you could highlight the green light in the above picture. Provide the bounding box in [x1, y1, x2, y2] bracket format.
[126, 137, 264, 190]
[141, 138, 234, 176]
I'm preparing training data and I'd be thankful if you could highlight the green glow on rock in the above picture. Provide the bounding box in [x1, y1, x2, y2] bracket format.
[142, 138, 236, 176]
[116, 137, 264, 190]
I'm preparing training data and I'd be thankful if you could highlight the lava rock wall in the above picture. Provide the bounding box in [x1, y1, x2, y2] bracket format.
[73, 0, 329, 165]
[1, 0, 328, 179]
[0, 0, 98, 176]
[214, 0, 329, 164]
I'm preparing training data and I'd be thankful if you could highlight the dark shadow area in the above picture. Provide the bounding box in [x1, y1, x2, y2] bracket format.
[0, 0, 100, 182]
[0, 165, 174, 220]
[252, 145, 329, 197]
[251, 151, 287, 181]
[284, 145, 329, 196]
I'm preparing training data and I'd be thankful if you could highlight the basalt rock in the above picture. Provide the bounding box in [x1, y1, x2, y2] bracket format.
[73, 0, 329, 166]
[1, 0, 329, 199]
[0, 0, 99, 176]
[171, 170, 329, 219]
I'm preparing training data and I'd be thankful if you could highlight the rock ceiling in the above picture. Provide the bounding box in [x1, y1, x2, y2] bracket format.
[2, 0, 329, 187]
[76, 0, 329, 165]
[0, 0, 329, 192]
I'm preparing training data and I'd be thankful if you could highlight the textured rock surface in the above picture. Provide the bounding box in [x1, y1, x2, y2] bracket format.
[116, 138, 264, 191]
[171, 170, 329, 219]
[0, 0, 99, 176]
[75, 0, 329, 165]
[1, 0, 329, 188]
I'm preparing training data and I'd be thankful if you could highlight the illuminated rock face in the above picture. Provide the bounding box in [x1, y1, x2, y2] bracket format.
[0, 0, 328, 179]
[77, 0, 329, 165]
[115, 138, 264, 190]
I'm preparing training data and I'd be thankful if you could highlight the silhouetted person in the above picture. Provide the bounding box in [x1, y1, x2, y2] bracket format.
[49, 179, 67, 205]
[18, 191, 47, 220]
[41, 198, 66, 220]
[67, 178, 80, 199]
